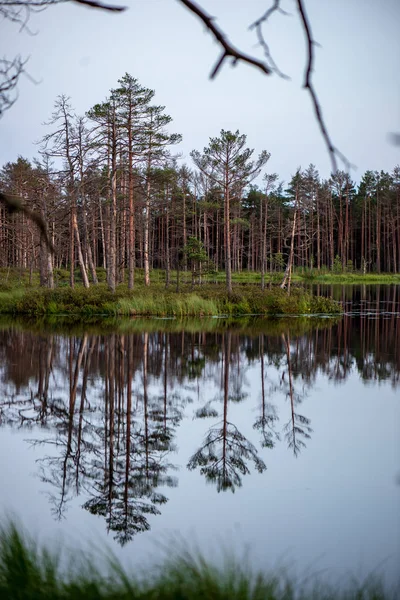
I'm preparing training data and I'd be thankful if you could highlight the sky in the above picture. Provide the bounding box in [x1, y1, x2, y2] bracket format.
[1, 0, 399, 184]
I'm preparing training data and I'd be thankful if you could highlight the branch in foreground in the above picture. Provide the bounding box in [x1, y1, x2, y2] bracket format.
[0, 56, 27, 117]
[0, 192, 54, 253]
[0, 0, 126, 117]
[249, 0, 290, 79]
[295, 0, 351, 172]
[178, 0, 272, 78]
[179, 0, 350, 172]
[71, 0, 125, 11]
[1, 0, 126, 13]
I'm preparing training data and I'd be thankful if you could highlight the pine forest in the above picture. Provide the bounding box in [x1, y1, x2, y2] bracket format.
[1, 74, 399, 295]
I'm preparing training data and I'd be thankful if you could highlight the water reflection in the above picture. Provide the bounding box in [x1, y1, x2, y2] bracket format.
[0, 303, 399, 544]
[188, 331, 267, 492]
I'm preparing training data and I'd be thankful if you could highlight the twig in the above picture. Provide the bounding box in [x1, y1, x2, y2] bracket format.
[249, 0, 290, 78]
[71, 0, 125, 11]
[1, 0, 125, 10]
[180, 0, 350, 171]
[296, 0, 352, 172]
[0, 56, 28, 116]
[178, 0, 272, 78]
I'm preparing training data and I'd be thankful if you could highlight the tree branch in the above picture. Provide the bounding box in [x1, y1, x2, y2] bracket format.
[0, 56, 28, 117]
[249, 0, 290, 79]
[295, 0, 351, 172]
[180, 0, 350, 172]
[71, 0, 125, 11]
[0, 191, 54, 252]
[178, 0, 272, 78]
[0, 0, 126, 116]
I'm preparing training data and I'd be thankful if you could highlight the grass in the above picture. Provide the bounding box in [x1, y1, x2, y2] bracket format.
[4, 264, 397, 317]
[192, 270, 400, 285]
[0, 268, 343, 317]
[0, 521, 397, 600]
[1, 267, 399, 290]
[0, 283, 341, 317]
[298, 272, 400, 284]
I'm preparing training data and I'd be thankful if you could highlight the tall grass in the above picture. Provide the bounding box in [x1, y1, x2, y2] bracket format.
[111, 293, 219, 317]
[0, 521, 397, 600]
[0, 283, 342, 317]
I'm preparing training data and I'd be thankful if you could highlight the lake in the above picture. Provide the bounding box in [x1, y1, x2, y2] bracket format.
[0, 284, 399, 586]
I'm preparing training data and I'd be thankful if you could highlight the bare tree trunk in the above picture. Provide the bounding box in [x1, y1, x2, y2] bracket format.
[81, 189, 97, 285]
[72, 210, 90, 288]
[108, 111, 117, 293]
[47, 250, 54, 289]
[281, 204, 298, 292]
[183, 189, 187, 271]
[144, 173, 151, 286]
[165, 188, 170, 288]
[99, 198, 107, 270]
[224, 172, 233, 295]
[70, 203, 75, 288]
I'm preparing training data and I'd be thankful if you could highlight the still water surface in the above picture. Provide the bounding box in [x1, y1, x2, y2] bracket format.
[0, 285, 399, 584]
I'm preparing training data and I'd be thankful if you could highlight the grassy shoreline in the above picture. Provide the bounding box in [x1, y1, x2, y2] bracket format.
[2, 266, 399, 318]
[0, 283, 341, 317]
[202, 272, 400, 285]
[296, 273, 400, 284]
[0, 522, 397, 600]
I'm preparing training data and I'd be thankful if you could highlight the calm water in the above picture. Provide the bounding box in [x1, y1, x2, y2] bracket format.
[0, 285, 399, 585]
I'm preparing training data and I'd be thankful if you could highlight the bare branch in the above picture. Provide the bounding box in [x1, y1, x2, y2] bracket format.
[71, 0, 125, 12]
[1, 0, 125, 12]
[249, 0, 290, 79]
[180, 0, 350, 171]
[0, 0, 126, 117]
[0, 56, 28, 116]
[0, 191, 54, 252]
[295, 0, 352, 172]
[178, 0, 272, 78]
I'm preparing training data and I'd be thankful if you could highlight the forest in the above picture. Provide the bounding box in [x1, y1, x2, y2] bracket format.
[1, 73, 399, 297]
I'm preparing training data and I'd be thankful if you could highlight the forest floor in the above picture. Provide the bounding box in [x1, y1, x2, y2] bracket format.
[0, 521, 397, 600]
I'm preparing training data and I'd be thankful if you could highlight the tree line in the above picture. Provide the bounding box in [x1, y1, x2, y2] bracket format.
[1, 73, 399, 293]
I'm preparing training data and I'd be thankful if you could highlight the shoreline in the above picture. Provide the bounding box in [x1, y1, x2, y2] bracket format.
[0, 283, 342, 318]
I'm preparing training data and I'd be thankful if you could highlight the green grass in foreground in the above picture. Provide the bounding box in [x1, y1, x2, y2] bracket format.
[0, 522, 397, 600]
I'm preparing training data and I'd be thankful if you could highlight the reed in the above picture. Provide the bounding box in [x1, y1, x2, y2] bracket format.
[0, 521, 396, 600]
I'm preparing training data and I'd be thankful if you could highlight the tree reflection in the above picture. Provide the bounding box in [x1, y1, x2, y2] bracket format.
[253, 333, 280, 449]
[12, 332, 180, 545]
[30, 335, 98, 518]
[188, 332, 267, 492]
[81, 333, 179, 545]
[281, 333, 313, 457]
[0, 298, 399, 535]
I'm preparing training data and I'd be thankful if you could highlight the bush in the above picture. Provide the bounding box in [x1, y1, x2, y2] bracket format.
[332, 255, 343, 274]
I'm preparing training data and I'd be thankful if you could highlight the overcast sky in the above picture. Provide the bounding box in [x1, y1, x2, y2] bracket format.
[1, 0, 399, 184]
